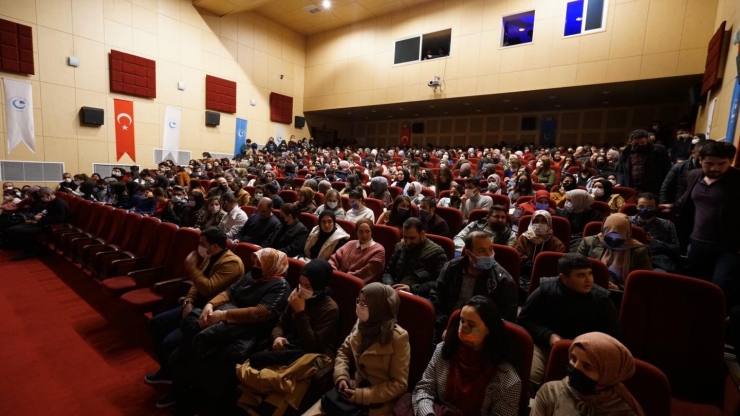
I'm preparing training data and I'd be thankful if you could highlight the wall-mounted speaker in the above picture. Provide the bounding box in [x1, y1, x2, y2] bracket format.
[79, 107, 104, 126]
[205, 111, 220, 126]
[689, 83, 702, 107]
[411, 122, 424, 134]
[295, 116, 305, 128]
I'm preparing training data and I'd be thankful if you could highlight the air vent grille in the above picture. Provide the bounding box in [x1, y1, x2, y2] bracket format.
[302, 4, 322, 14]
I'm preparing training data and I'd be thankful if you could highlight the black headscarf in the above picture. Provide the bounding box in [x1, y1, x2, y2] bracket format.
[396, 168, 410, 190]
[300, 258, 333, 304]
[594, 178, 613, 203]
[310, 210, 337, 259]
[155, 174, 168, 189]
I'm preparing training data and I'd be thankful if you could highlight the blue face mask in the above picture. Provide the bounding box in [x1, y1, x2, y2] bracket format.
[535, 202, 549, 211]
[471, 253, 495, 270]
[351, 203, 360, 211]
[603, 231, 625, 249]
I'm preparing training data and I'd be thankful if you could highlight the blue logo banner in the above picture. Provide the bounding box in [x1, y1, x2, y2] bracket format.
[234, 118, 248, 157]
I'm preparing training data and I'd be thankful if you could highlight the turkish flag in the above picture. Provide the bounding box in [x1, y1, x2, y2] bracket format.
[114, 99, 136, 162]
[400, 126, 410, 148]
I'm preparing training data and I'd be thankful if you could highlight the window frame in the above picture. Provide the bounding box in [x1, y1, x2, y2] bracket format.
[499, 10, 537, 49]
[562, 0, 609, 39]
[392, 28, 453, 67]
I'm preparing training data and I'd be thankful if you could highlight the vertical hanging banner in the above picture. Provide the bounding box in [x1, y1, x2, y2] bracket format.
[3, 78, 35, 154]
[113, 99, 136, 162]
[726, 77, 739, 144]
[400, 125, 410, 148]
[233, 117, 248, 157]
[162, 105, 182, 162]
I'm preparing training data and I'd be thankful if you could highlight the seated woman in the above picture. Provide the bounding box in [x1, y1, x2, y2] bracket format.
[438, 184, 463, 210]
[504, 156, 521, 180]
[576, 161, 594, 187]
[554, 189, 603, 252]
[329, 218, 386, 283]
[535, 157, 556, 188]
[230, 179, 251, 206]
[514, 210, 566, 279]
[508, 173, 536, 204]
[297, 186, 317, 213]
[305, 282, 409, 416]
[531, 332, 645, 416]
[550, 174, 577, 209]
[376, 195, 412, 233]
[194, 196, 226, 230]
[340, 174, 366, 198]
[418, 168, 436, 195]
[406, 181, 424, 205]
[411, 296, 521, 416]
[314, 189, 346, 220]
[172, 248, 291, 414]
[512, 189, 554, 229]
[180, 190, 205, 228]
[368, 176, 391, 208]
[392, 168, 411, 192]
[297, 210, 350, 262]
[591, 179, 625, 214]
[485, 173, 503, 194]
[345, 190, 376, 222]
[247, 185, 265, 207]
[577, 214, 652, 290]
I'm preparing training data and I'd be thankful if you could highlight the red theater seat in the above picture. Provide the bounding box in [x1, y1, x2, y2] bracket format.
[529, 251, 610, 294]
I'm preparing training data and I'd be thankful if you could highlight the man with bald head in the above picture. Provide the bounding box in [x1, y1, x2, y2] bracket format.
[231, 197, 280, 246]
[4, 187, 70, 260]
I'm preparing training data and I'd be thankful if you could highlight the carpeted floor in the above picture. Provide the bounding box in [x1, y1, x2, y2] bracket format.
[0, 249, 169, 415]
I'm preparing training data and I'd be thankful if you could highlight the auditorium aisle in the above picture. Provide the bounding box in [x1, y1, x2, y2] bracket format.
[0, 250, 168, 415]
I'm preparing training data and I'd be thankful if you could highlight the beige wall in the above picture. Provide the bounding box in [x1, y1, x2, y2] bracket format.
[0, 0, 308, 181]
[695, 0, 738, 144]
[303, 0, 718, 112]
[355, 103, 689, 148]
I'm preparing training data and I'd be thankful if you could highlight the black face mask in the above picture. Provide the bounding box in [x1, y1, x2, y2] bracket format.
[251, 268, 263, 280]
[637, 208, 656, 220]
[567, 363, 598, 395]
[631, 144, 647, 152]
[563, 182, 577, 191]
[450, 195, 460, 203]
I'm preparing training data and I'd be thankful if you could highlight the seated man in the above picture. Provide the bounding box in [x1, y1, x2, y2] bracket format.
[218, 192, 248, 239]
[5, 187, 70, 261]
[419, 196, 450, 237]
[382, 217, 447, 299]
[431, 231, 518, 340]
[264, 182, 284, 209]
[145, 228, 244, 407]
[629, 192, 680, 272]
[461, 177, 493, 222]
[232, 197, 280, 246]
[518, 253, 620, 385]
[453, 204, 516, 254]
[263, 202, 308, 257]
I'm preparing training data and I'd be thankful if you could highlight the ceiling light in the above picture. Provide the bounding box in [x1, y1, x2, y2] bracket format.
[518, 28, 525, 32]
[602, 91, 610, 95]
[429, 105, 435, 108]
[399, 108, 404, 110]
[322, 0, 331, 8]
[503, 99, 509, 103]
[371, 110, 376, 113]
[464, 103, 470, 105]
[513, 107, 518, 110]
[549, 95, 556, 99]
[554, 104, 561, 108]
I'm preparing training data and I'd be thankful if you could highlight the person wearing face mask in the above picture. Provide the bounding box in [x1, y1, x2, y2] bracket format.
[295, 186, 317, 213]
[206, 176, 230, 199]
[461, 178, 493, 223]
[518, 254, 621, 386]
[57, 172, 79, 194]
[195, 196, 226, 230]
[616, 129, 671, 195]
[410, 296, 521, 416]
[507, 174, 535, 205]
[345, 190, 375, 222]
[262, 203, 309, 257]
[329, 218, 386, 283]
[232, 197, 281, 246]
[160, 186, 188, 225]
[314, 189, 346, 220]
[628, 193, 680, 273]
[550, 174, 578, 208]
[659, 139, 707, 205]
[432, 231, 518, 343]
[514, 211, 566, 279]
[298, 210, 350, 262]
[382, 218, 447, 299]
[535, 157, 556, 187]
[4, 187, 70, 260]
[130, 185, 157, 216]
[367, 176, 391, 208]
[513, 190, 555, 228]
[419, 197, 450, 237]
[377, 195, 413, 233]
[179, 191, 205, 228]
[671, 127, 693, 163]
[484, 173, 503, 195]
[247, 184, 266, 207]
[531, 332, 645, 416]
[438, 184, 464, 210]
[144, 228, 244, 406]
[454, 205, 516, 254]
[405, 181, 425, 205]
[555, 189, 603, 251]
[577, 214, 652, 290]
[591, 178, 625, 213]
[305, 283, 409, 416]
[217, 192, 248, 239]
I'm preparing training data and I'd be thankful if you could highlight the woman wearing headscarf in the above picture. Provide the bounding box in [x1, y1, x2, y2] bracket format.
[173, 248, 291, 414]
[555, 189, 604, 251]
[410, 296, 521, 416]
[392, 168, 410, 192]
[305, 283, 410, 416]
[376, 195, 412, 233]
[514, 210, 566, 279]
[304, 178, 319, 193]
[531, 332, 645, 416]
[551, 174, 578, 209]
[298, 210, 350, 262]
[368, 176, 391, 208]
[577, 214, 652, 290]
[591, 178, 625, 214]
[485, 173, 503, 194]
[340, 174, 366, 198]
[512, 189, 554, 228]
[459, 162, 472, 178]
[406, 181, 424, 205]
[297, 186, 317, 213]
[180, 190, 205, 228]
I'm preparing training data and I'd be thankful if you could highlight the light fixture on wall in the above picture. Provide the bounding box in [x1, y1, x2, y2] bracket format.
[322, 0, 331, 8]
[178, 82, 186, 90]
[68, 56, 80, 67]
[250, 99, 257, 106]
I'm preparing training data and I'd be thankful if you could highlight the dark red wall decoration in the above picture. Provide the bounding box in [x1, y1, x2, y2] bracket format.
[109, 50, 156, 99]
[205, 75, 236, 113]
[701, 21, 727, 96]
[270, 92, 293, 124]
[0, 18, 34, 75]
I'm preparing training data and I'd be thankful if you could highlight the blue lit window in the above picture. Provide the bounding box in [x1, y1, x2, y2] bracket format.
[564, 0, 607, 37]
[501, 11, 535, 47]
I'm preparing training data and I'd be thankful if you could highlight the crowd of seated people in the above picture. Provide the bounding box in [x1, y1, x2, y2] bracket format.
[0, 127, 737, 416]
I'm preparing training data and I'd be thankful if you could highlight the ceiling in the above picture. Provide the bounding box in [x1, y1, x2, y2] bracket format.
[305, 75, 703, 122]
[193, 0, 433, 35]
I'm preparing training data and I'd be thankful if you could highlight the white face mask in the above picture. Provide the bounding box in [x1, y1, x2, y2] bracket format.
[198, 245, 211, 258]
[609, 179, 617, 186]
[326, 201, 338, 209]
[4, 195, 14, 200]
[592, 188, 604, 197]
[64, 178, 72, 183]
[465, 189, 477, 198]
[532, 223, 549, 236]
[356, 303, 369, 322]
[536, 161, 542, 168]
[299, 285, 314, 299]
[691, 138, 699, 144]
[255, 193, 263, 199]
[172, 195, 184, 202]
[209, 206, 220, 214]
[4, 186, 13, 191]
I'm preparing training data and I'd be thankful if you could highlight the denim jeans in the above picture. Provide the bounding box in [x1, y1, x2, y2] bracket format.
[147, 305, 184, 376]
[688, 239, 740, 308]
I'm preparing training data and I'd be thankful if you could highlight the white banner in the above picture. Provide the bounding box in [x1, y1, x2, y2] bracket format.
[162, 105, 181, 162]
[3, 78, 35, 154]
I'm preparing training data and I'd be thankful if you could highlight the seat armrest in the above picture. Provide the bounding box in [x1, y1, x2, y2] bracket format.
[94, 250, 134, 279]
[128, 266, 166, 288]
[110, 256, 150, 276]
[153, 278, 190, 308]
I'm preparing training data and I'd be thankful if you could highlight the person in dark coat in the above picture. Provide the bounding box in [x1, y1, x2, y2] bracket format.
[5, 187, 70, 260]
[615, 129, 671, 195]
[262, 203, 308, 257]
[233, 197, 281, 246]
[419, 197, 450, 237]
[659, 139, 707, 204]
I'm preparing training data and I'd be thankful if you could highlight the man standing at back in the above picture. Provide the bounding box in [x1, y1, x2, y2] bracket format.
[616, 129, 671, 195]
[518, 253, 620, 386]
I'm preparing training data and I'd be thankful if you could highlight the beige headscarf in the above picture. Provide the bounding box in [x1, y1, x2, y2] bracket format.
[567, 332, 645, 416]
[357, 283, 400, 352]
[523, 210, 553, 245]
[252, 248, 288, 281]
[566, 189, 594, 214]
[597, 213, 643, 284]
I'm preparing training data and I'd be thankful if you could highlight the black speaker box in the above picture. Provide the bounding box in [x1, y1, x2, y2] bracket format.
[295, 116, 305, 128]
[411, 122, 424, 134]
[205, 111, 220, 126]
[79, 106, 104, 126]
[689, 83, 702, 107]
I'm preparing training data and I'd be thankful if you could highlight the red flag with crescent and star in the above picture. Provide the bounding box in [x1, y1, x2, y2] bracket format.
[114, 99, 136, 162]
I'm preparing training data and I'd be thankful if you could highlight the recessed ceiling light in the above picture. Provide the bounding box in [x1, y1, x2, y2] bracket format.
[554, 104, 561, 108]
[513, 107, 518, 110]
[476, 109, 481, 112]
[503, 99, 509, 103]
[322, 0, 331, 8]
[549, 95, 556, 99]
[602, 91, 610, 95]
[371, 110, 376, 113]
[464, 103, 470, 105]
[429, 105, 435, 108]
